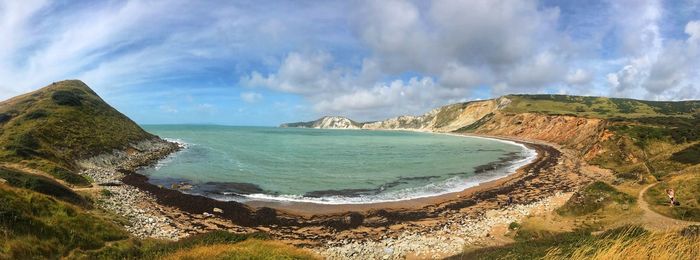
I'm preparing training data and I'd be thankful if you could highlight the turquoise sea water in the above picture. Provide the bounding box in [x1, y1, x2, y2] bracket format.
[139, 125, 536, 204]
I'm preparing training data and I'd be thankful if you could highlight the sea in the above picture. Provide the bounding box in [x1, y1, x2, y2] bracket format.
[138, 125, 536, 204]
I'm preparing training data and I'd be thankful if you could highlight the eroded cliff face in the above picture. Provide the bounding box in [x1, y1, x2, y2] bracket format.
[280, 116, 362, 129]
[361, 98, 508, 132]
[281, 96, 608, 155]
[471, 112, 607, 152]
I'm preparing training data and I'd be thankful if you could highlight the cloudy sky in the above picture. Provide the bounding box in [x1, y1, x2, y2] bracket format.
[1, 0, 699, 125]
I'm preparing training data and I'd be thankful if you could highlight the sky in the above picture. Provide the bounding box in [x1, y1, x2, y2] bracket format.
[1, 0, 699, 126]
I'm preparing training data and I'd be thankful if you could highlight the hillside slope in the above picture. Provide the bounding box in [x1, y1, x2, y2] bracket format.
[0, 80, 318, 259]
[0, 80, 158, 185]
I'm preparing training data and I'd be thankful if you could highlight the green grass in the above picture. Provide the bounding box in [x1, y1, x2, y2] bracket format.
[0, 167, 89, 206]
[0, 181, 300, 260]
[0, 80, 154, 185]
[454, 225, 648, 260]
[557, 182, 636, 216]
[0, 184, 128, 259]
[161, 239, 318, 260]
[671, 143, 700, 164]
[503, 94, 700, 118]
[645, 175, 700, 221]
[457, 230, 592, 259]
[70, 231, 305, 260]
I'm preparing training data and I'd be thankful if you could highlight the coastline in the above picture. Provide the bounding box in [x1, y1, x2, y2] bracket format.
[113, 133, 573, 222]
[85, 132, 594, 258]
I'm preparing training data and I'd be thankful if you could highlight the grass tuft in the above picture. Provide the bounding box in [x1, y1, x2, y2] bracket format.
[557, 182, 635, 216]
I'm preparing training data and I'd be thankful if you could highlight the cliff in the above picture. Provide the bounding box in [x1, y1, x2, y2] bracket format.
[280, 116, 363, 129]
[282, 95, 700, 172]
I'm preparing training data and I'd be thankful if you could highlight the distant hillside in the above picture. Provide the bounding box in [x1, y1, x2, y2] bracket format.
[282, 94, 700, 180]
[502, 94, 700, 118]
[280, 116, 363, 129]
[0, 80, 157, 186]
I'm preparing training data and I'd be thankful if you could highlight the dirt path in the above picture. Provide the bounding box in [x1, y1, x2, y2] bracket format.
[637, 183, 699, 231]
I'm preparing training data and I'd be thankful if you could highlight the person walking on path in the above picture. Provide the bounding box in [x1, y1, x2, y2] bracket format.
[666, 188, 676, 207]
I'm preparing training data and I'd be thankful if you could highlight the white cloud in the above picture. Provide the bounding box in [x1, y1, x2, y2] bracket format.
[159, 104, 178, 113]
[196, 103, 216, 113]
[566, 69, 593, 85]
[240, 91, 263, 103]
[243, 0, 580, 119]
[2, 0, 700, 123]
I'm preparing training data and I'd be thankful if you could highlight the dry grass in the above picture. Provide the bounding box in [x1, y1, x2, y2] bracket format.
[163, 239, 319, 260]
[544, 230, 700, 260]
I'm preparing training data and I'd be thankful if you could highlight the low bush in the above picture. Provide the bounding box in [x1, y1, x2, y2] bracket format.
[51, 90, 82, 106]
[509, 222, 521, 230]
[0, 186, 127, 259]
[0, 112, 12, 123]
[49, 166, 91, 187]
[24, 110, 49, 120]
[0, 167, 88, 206]
[557, 182, 635, 216]
[670, 144, 700, 164]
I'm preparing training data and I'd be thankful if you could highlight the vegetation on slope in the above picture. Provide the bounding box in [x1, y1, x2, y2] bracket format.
[557, 182, 636, 216]
[503, 94, 700, 118]
[671, 143, 700, 164]
[73, 230, 316, 259]
[645, 174, 700, 221]
[0, 80, 318, 260]
[544, 226, 700, 260]
[0, 179, 317, 259]
[0, 166, 89, 206]
[456, 225, 649, 260]
[0, 80, 154, 186]
[162, 239, 318, 260]
[0, 184, 128, 259]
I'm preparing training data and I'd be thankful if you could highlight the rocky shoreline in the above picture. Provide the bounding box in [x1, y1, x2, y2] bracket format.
[78, 135, 599, 259]
[319, 192, 571, 259]
[79, 138, 256, 240]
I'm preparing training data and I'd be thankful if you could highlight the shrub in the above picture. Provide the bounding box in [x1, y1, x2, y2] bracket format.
[557, 181, 636, 216]
[24, 110, 49, 120]
[671, 144, 700, 164]
[7, 133, 40, 158]
[0, 167, 88, 206]
[509, 222, 521, 230]
[51, 90, 82, 106]
[0, 112, 11, 123]
[100, 189, 112, 197]
[49, 167, 91, 187]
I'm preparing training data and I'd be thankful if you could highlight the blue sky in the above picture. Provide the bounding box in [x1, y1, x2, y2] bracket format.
[1, 0, 699, 126]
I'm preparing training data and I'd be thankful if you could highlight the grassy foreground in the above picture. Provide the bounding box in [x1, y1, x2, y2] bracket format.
[0, 182, 317, 259]
[457, 225, 700, 260]
[645, 173, 700, 221]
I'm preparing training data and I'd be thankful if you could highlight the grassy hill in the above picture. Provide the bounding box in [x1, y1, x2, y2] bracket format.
[503, 94, 700, 118]
[0, 80, 318, 259]
[0, 80, 155, 186]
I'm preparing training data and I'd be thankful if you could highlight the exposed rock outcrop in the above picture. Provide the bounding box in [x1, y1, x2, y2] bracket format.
[280, 116, 363, 129]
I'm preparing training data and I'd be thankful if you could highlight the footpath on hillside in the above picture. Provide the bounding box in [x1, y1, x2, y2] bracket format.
[637, 183, 700, 231]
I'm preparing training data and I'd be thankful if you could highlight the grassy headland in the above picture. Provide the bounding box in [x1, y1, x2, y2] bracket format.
[0, 80, 317, 259]
[0, 80, 154, 186]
